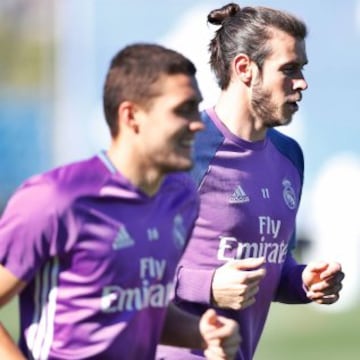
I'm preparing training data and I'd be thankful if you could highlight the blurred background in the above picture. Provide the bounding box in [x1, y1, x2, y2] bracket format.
[0, 0, 359, 358]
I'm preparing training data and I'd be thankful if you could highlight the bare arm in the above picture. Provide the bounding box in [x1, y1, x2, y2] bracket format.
[0, 323, 25, 360]
[0, 265, 26, 307]
[0, 265, 26, 359]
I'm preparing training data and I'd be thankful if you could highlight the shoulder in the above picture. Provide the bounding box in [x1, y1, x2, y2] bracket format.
[189, 109, 225, 187]
[8, 155, 108, 214]
[197, 109, 224, 146]
[268, 128, 302, 150]
[267, 128, 304, 174]
[50, 155, 108, 191]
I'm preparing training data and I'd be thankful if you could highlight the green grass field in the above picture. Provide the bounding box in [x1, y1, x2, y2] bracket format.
[255, 302, 360, 360]
[1, 298, 359, 358]
[0, 298, 19, 340]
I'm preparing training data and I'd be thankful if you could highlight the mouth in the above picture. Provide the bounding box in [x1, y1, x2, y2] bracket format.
[287, 101, 299, 113]
[174, 137, 195, 161]
[178, 136, 195, 149]
[286, 94, 302, 113]
[181, 139, 194, 148]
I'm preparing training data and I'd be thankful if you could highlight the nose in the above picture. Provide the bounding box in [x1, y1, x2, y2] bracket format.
[189, 118, 205, 133]
[293, 76, 308, 91]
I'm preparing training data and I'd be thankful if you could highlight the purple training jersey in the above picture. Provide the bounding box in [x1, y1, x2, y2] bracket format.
[157, 108, 310, 360]
[0, 152, 199, 359]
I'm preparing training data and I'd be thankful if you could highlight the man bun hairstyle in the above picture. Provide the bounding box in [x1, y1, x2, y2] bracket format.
[207, 2, 240, 26]
[208, 2, 307, 89]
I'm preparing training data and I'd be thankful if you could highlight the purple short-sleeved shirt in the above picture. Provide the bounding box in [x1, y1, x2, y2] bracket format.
[0, 152, 199, 359]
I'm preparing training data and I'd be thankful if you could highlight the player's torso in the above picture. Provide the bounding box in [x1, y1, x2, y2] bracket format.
[74, 192, 192, 302]
[175, 113, 303, 360]
[186, 111, 302, 271]
[23, 170, 197, 359]
[195, 139, 301, 266]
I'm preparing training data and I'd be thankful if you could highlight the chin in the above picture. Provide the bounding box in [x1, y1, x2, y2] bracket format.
[267, 119, 289, 128]
[285, 117, 293, 125]
[281, 118, 292, 126]
[276, 115, 292, 126]
[175, 154, 194, 170]
[176, 161, 193, 172]
[162, 159, 193, 174]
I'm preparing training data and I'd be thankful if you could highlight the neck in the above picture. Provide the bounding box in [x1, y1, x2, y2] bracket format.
[107, 141, 164, 196]
[215, 87, 267, 142]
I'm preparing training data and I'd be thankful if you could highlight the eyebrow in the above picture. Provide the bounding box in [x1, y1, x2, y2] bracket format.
[282, 59, 308, 67]
[186, 95, 203, 105]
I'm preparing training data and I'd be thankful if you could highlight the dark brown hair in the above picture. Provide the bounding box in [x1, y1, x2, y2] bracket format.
[103, 43, 197, 137]
[208, 3, 307, 89]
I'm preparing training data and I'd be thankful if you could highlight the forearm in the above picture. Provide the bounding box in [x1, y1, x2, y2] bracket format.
[0, 323, 25, 360]
[274, 254, 310, 304]
[160, 302, 203, 349]
[175, 266, 215, 304]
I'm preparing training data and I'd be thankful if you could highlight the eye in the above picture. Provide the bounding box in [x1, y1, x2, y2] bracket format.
[281, 65, 305, 77]
[175, 101, 200, 117]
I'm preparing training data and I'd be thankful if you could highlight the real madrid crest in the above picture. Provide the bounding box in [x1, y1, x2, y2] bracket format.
[282, 179, 297, 210]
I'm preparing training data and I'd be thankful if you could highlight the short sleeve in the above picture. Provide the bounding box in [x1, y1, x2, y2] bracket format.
[0, 177, 70, 282]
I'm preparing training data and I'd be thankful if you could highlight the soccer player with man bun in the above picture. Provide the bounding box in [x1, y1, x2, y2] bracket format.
[157, 3, 344, 360]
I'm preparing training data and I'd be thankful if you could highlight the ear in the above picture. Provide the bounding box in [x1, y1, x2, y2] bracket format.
[117, 101, 140, 133]
[233, 53, 252, 85]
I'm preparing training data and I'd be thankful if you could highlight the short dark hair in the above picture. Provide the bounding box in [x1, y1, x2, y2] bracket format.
[103, 43, 197, 137]
[208, 3, 308, 89]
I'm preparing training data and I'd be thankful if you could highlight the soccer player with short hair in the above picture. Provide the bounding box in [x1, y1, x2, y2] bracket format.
[0, 43, 240, 360]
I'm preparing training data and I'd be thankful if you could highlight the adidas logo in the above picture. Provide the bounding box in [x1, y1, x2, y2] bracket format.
[112, 226, 135, 250]
[229, 185, 250, 204]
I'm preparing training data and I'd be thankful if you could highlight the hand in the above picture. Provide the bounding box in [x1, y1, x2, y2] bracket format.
[211, 257, 266, 310]
[302, 261, 345, 304]
[200, 309, 240, 360]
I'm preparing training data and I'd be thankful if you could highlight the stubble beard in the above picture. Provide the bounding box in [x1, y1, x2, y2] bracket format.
[156, 150, 194, 175]
[250, 81, 289, 128]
